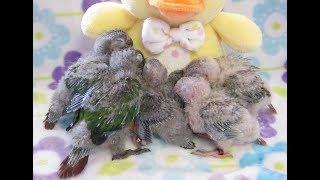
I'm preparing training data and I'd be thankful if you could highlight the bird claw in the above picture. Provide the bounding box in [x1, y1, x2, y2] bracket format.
[130, 133, 148, 147]
[191, 149, 233, 158]
[112, 148, 150, 161]
[268, 104, 277, 114]
[255, 138, 267, 146]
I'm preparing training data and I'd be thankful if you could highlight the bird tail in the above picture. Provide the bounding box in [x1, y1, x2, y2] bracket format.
[58, 147, 91, 178]
[66, 147, 91, 166]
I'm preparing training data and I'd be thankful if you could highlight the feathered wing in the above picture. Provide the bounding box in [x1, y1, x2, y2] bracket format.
[55, 55, 110, 129]
[60, 80, 99, 131]
[136, 90, 173, 142]
[81, 78, 142, 145]
[60, 61, 111, 130]
[200, 96, 242, 141]
[219, 56, 271, 105]
[59, 77, 142, 178]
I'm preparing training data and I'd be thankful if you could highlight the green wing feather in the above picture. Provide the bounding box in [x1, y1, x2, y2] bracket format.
[81, 78, 141, 136]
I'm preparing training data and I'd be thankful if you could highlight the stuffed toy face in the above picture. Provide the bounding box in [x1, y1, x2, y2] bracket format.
[121, 0, 225, 26]
[81, 0, 261, 73]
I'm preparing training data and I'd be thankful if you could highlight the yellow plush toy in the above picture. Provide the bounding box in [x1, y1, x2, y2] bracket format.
[81, 0, 262, 73]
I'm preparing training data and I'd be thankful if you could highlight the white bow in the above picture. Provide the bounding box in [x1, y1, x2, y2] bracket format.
[142, 18, 205, 54]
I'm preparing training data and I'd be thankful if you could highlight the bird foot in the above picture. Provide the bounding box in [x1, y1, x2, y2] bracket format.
[255, 138, 267, 146]
[130, 133, 147, 147]
[191, 149, 233, 158]
[112, 148, 150, 161]
[268, 104, 277, 114]
[44, 121, 56, 130]
[58, 155, 89, 178]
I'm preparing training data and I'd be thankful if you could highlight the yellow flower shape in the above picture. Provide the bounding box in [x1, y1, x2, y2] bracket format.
[33, 150, 60, 175]
[98, 159, 135, 176]
[155, 147, 189, 168]
[263, 152, 287, 174]
[209, 156, 238, 172]
[33, 91, 47, 104]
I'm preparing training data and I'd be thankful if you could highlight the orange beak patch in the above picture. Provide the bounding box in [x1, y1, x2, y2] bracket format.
[148, 0, 204, 13]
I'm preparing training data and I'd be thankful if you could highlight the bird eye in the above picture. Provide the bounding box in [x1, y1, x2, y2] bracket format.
[136, 53, 143, 61]
[116, 38, 124, 44]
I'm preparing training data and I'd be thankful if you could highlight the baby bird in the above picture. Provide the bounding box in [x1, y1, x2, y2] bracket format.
[44, 30, 133, 129]
[44, 53, 109, 130]
[46, 46, 150, 178]
[184, 56, 276, 117]
[135, 58, 195, 149]
[174, 76, 261, 158]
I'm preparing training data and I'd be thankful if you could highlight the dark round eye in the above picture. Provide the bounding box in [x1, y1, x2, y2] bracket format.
[137, 53, 143, 60]
[136, 138, 141, 143]
[116, 38, 124, 44]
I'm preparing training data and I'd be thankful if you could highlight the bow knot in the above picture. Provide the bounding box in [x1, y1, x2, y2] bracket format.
[142, 18, 205, 54]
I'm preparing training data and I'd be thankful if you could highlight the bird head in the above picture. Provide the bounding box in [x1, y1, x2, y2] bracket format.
[110, 48, 144, 69]
[174, 76, 211, 104]
[143, 58, 168, 87]
[94, 29, 133, 55]
[184, 57, 220, 84]
[110, 48, 145, 80]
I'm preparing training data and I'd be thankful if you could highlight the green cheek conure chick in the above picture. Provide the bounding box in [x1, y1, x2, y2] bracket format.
[174, 76, 262, 158]
[184, 56, 276, 117]
[135, 58, 195, 149]
[44, 43, 150, 178]
[44, 30, 133, 129]
[58, 47, 150, 178]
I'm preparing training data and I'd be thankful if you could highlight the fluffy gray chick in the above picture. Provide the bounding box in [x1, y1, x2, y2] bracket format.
[93, 29, 133, 56]
[44, 29, 133, 129]
[57, 47, 148, 178]
[174, 76, 262, 158]
[44, 47, 144, 130]
[44, 53, 110, 129]
[136, 58, 195, 149]
[184, 56, 276, 117]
